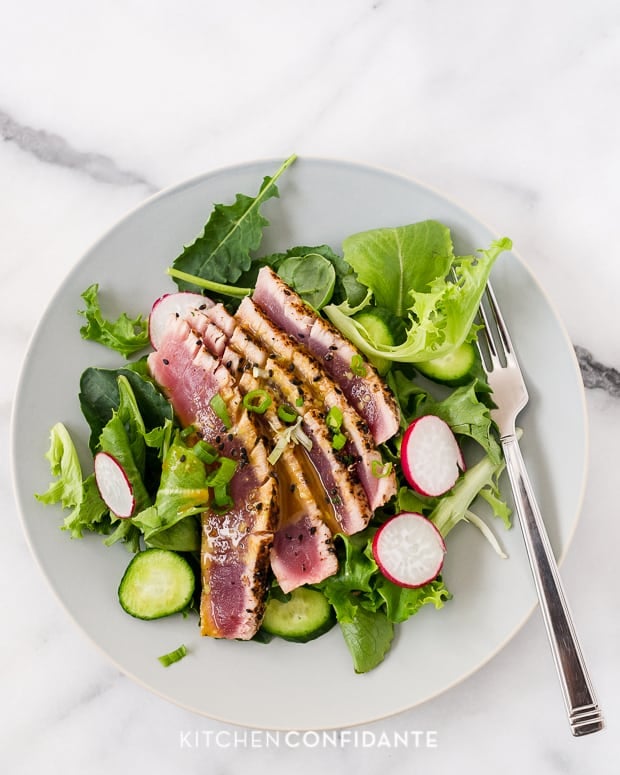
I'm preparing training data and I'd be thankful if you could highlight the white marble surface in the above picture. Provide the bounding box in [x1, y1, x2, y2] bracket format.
[2, 0, 619, 772]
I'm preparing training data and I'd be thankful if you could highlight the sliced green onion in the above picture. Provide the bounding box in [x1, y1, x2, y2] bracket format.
[277, 404, 298, 424]
[193, 440, 220, 465]
[158, 644, 188, 667]
[213, 483, 234, 509]
[291, 422, 313, 451]
[350, 353, 367, 377]
[371, 460, 393, 479]
[206, 456, 238, 487]
[243, 389, 272, 414]
[295, 396, 304, 407]
[180, 424, 197, 439]
[332, 432, 347, 451]
[326, 406, 343, 431]
[210, 393, 232, 429]
[268, 417, 302, 465]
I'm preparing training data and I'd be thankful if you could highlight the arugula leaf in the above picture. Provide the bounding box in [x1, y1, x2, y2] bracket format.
[35, 423, 110, 538]
[78, 284, 149, 358]
[170, 155, 296, 289]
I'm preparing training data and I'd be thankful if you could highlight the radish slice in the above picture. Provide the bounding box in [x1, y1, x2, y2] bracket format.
[149, 292, 211, 350]
[401, 415, 465, 497]
[372, 512, 446, 588]
[94, 451, 135, 518]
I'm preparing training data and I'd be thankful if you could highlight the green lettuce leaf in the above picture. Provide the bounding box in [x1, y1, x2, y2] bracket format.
[431, 451, 509, 538]
[375, 576, 451, 623]
[98, 376, 152, 514]
[78, 284, 149, 358]
[338, 607, 394, 674]
[170, 155, 296, 289]
[324, 224, 511, 363]
[131, 436, 209, 550]
[35, 423, 110, 538]
[341, 220, 455, 316]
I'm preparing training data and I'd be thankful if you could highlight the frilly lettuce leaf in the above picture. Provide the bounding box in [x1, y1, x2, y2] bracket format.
[35, 423, 110, 539]
[79, 284, 149, 358]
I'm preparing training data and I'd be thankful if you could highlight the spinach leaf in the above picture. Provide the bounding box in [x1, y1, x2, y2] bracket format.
[79, 362, 174, 454]
[277, 253, 336, 310]
[171, 155, 296, 289]
[78, 284, 149, 357]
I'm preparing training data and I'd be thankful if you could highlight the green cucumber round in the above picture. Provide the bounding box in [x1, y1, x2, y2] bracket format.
[261, 587, 335, 643]
[415, 341, 476, 385]
[353, 307, 405, 374]
[118, 548, 195, 620]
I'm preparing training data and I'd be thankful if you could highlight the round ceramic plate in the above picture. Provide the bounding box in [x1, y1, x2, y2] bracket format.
[12, 158, 587, 730]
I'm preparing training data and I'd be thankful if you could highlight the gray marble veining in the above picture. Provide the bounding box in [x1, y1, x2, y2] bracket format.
[575, 345, 620, 398]
[0, 108, 156, 191]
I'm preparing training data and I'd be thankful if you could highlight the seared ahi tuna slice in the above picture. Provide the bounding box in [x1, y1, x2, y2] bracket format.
[147, 315, 277, 640]
[228, 319, 372, 535]
[271, 448, 337, 593]
[235, 297, 397, 511]
[184, 315, 338, 591]
[253, 266, 400, 444]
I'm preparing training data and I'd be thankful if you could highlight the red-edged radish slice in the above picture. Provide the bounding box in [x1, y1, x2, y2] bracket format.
[94, 451, 135, 518]
[372, 512, 446, 588]
[149, 292, 211, 350]
[401, 415, 465, 497]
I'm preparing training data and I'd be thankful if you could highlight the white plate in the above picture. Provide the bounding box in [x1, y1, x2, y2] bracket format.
[12, 158, 587, 730]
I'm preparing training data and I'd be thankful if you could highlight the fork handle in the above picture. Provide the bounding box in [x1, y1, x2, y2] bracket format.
[501, 434, 604, 736]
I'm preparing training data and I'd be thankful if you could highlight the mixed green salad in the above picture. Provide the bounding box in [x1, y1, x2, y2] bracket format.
[36, 154, 513, 673]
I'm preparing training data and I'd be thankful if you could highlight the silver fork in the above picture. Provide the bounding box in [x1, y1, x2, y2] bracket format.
[476, 282, 604, 737]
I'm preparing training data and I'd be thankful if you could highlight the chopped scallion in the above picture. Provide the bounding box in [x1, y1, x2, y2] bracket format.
[332, 432, 347, 451]
[243, 389, 272, 414]
[206, 456, 237, 487]
[325, 406, 343, 431]
[350, 353, 367, 377]
[158, 644, 188, 667]
[277, 404, 298, 424]
[210, 393, 232, 429]
[193, 440, 220, 465]
[295, 397, 304, 407]
[371, 460, 393, 479]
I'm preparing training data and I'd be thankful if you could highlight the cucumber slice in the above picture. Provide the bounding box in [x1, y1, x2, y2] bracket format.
[118, 548, 195, 620]
[353, 307, 405, 374]
[261, 587, 336, 643]
[415, 341, 476, 385]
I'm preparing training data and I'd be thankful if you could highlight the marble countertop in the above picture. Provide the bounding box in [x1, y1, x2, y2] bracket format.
[2, 1, 618, 772]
